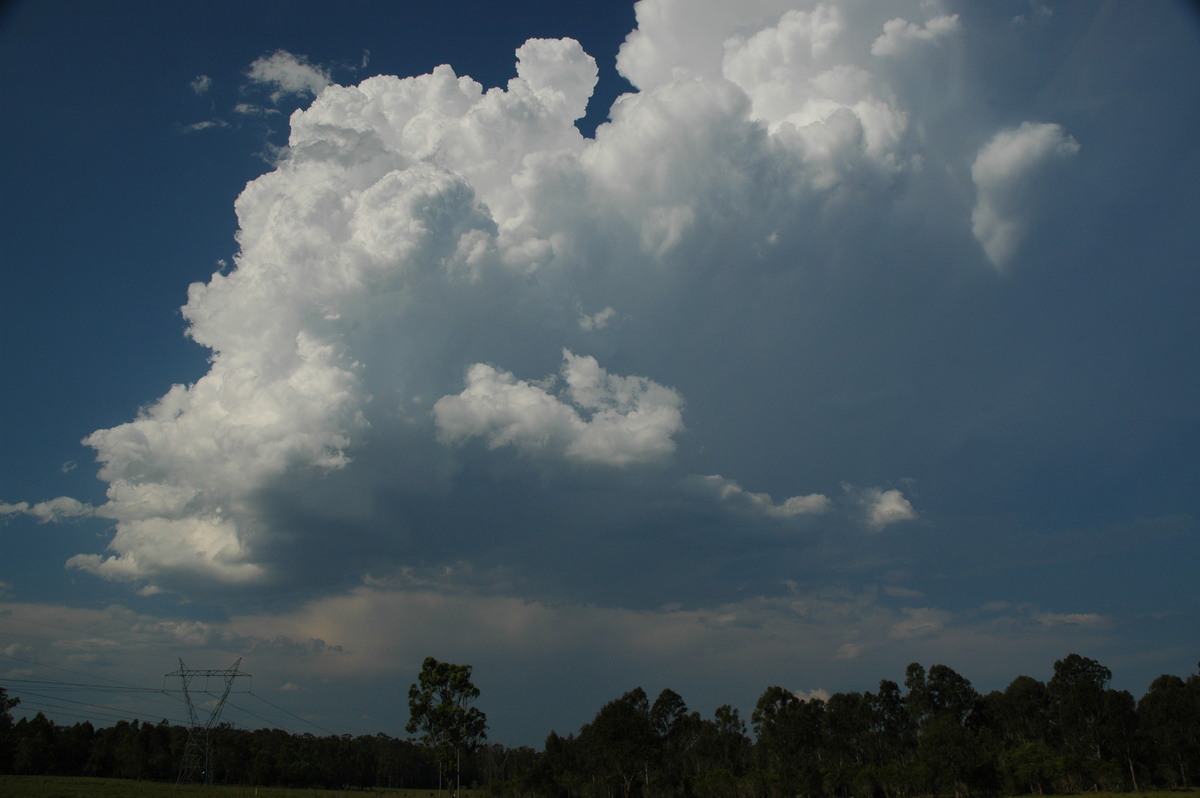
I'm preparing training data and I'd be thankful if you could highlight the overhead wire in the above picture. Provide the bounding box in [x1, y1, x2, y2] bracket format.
[0, 646, 148, 691]
[247, 690, 340, 737]
[14, 690, 187, 728]
[221, 696, 288, 730]
[0, 651, 342, 739]
[0, 627, 357, 739]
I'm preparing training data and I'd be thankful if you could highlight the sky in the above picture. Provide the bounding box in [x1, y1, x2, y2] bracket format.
[1, 0, 1199, 748]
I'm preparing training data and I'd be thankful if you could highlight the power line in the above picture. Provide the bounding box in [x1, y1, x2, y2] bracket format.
[0, 677, 167, 693]
[221, 696, 286, 729]
[247, 689, 339, 737]
[0, 648, 147, 691]
[14, 691, 187, 728]
[1, 650, 350, 741]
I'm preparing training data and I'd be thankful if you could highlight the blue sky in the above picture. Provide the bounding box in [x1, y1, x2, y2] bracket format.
[1, 0, 1198, 746]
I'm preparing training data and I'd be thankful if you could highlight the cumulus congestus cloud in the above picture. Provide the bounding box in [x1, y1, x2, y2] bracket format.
[71, 2, 1089, 606]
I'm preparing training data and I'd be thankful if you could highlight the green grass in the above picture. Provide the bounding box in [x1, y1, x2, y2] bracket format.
[1014, 794, 1200, 798]
[0, 776, 478, 798]
[4, 780, 1198, 798]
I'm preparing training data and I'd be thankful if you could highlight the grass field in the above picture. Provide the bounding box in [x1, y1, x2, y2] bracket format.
[0, 775, 478, 798]
[2, 780, 1198, 798]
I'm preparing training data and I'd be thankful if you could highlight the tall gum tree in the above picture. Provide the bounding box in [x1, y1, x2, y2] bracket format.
[406, 657, 487, 796]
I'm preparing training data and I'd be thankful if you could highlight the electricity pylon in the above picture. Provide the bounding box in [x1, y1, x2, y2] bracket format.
[166, 657, 248, 784]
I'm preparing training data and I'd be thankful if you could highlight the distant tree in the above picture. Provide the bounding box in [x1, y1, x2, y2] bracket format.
[1139, 671, 1200, 788]
[0, 687, 17, 727]
[904, 663, 930, 735]
[926, 664, 978, 727]
[752, 685, 825, 798]
[1048, 654, 1112, 789]
[0, 687, 18, 773]
[692, 704, 751, 798]
[1101, 687, 1140, 790]
[981, 675, 1059, 794]
[869, 678, 909, 773]
[901, 664, 986, 796]
[576, 687, 657, 798]
[824, 691, 872, 796]
[12, 712, 54, 774]
[407, 656, 488, 796]
[994, 675, 1052, 747]
[650, 688, 691, 795]
[651, 688, 689, 740]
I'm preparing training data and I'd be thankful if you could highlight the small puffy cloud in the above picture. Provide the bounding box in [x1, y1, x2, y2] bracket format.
[1, 497, 94, 524]
[971, 121, 1080, 269]
[190, 74, 212, 95]
[232, 102, 275, 116]
[434, 351, 684, 466]
[691, 475, 830, 519]
[1013, 2, 1054, 25]
[246, 50, 331, 102]
[579, 306, 616, 331]
[183, 119, 229, 133]
[848, 486, 918, 531]
[871, 15, 960, 57]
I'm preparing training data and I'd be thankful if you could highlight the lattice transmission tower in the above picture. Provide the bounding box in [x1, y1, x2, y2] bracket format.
[166, 657, 249, 784]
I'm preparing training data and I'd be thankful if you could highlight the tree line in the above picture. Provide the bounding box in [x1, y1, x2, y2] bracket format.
[1, 653, 1197, 796]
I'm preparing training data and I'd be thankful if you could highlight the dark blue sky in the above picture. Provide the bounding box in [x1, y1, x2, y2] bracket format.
[2, 0, 1198, 746]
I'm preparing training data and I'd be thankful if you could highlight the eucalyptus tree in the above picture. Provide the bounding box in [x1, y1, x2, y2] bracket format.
[576, 687, 657, 798]
[822, 690, 871, 796]
[752, 686, 825, 798]
[691, 704, 751, 798]
[1138, 672, 1200, 788]
[0, 687, 18, 772]
[650, 688, 693, 795]
[1048, 653, 1111, 788]
[407, 656, 488, 796]
[982, 675, 1057, 794]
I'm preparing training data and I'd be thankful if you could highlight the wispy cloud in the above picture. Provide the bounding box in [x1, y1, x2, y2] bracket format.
[1, 497, 94, 524]
[245, 50, 331, 102]
[190, 74, 212, 95]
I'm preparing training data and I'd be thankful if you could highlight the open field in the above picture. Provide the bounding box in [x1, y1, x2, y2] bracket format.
[2, 781, 1199, 798]
[0, 776, 481, 798]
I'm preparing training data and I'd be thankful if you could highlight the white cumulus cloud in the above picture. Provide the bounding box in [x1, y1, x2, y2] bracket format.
[854, 487, 918, 531]
[871, 15, 960, 57]
[691, 475, 830, 519]
[972, 121, 1080, 269]
[58, 2, 1116, 607]
[434, 351, 684, 466]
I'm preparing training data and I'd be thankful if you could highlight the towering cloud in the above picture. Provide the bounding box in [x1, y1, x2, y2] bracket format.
[66, 2, 1101, 612]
